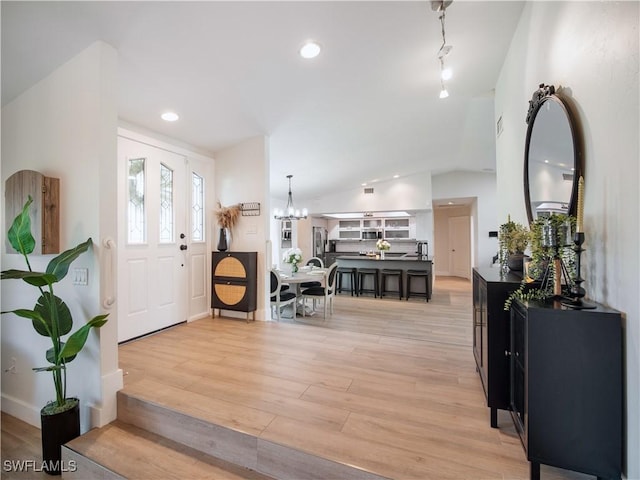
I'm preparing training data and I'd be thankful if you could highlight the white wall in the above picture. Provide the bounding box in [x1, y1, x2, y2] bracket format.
[303, 171, 433, 214]
[432, 171, 498, 268]
[214, 136, 270, 321]
[1, 42, 120, 429]
[495, 3, 639, 477]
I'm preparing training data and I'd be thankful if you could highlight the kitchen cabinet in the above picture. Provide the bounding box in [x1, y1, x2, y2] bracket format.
[211, 252, 257, 321]
[472, 268, 523, 427]
[328, 216, 416, 241]
[338, 220, 361, 239]
[383, 218, 412, 239]
[509, 298, 622, 480]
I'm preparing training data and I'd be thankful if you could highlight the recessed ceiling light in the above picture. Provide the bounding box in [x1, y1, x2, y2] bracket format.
[393, 174, 400, 179]
[361, 183, 367, 186]
[300, 41, 321, 59]
[161, 112, 179, 122]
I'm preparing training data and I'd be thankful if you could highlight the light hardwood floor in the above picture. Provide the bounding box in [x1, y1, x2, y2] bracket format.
[2, 276, 591, 479]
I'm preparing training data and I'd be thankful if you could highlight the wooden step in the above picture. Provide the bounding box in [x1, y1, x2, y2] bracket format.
[113, 390, 389, 480]
[62, 419, 273, 480]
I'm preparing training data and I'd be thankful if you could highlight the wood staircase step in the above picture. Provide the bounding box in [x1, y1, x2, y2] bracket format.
[62, 391, 388, 480]
[62, 419, 273, 480]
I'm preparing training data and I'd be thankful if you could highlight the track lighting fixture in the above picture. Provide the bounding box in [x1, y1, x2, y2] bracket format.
[433, 0, 453, 99]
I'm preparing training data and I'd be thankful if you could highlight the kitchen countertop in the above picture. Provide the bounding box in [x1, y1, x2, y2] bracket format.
[336, 255, 432, 262]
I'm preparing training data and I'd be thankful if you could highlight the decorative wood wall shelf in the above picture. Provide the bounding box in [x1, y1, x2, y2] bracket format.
[241, 202, 261, 216]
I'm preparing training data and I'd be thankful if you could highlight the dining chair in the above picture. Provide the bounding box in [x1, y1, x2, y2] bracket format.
[300, 256, 325, 289]
[300, 263, 338, 319]
[270, 269, 297, 321]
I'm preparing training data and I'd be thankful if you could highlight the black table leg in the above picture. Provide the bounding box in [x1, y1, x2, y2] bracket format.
[530, 462, 540, 480]
[490, 407, 498, 428]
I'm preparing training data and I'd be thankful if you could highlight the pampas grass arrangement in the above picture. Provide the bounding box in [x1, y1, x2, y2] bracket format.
[215, 202, 242, 229]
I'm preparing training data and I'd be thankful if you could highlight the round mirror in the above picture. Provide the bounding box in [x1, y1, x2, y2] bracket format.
[524, 84, 581, 224]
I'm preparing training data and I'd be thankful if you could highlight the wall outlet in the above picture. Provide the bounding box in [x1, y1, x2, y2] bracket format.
[4, 357, 16, 374]
[72, 268, 89, 285]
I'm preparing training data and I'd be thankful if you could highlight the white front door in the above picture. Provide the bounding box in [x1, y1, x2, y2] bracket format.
[449, 215, 471, 279]
[117, 136, 188, 342]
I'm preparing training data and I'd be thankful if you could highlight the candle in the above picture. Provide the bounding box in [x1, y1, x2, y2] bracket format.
[576, 176, 585, 233]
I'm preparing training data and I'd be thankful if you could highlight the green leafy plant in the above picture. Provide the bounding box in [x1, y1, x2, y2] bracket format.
[528, 214, 576, 282]
[499, 219, 529, 254]
[503, 280, 552, 311]
[498, 217, 529, 270]
[504, 213, 578, 311]
[1, 196, 108, 414]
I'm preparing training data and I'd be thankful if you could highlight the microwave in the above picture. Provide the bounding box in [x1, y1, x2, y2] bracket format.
[362, 231, 381, 240]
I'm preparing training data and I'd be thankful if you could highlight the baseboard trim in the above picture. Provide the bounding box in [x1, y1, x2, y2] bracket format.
[1, 393, 40, 428]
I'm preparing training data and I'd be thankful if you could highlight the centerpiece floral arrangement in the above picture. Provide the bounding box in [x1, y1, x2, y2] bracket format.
[283, 247, 303, 273]
[376, 239, 391, 251]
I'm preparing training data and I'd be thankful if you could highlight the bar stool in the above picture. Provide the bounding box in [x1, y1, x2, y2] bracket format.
[357, 268, 379, 298]
[336, 267, 358, 296]
[406, 269, 430, 302]
[381, 269, 403, 300]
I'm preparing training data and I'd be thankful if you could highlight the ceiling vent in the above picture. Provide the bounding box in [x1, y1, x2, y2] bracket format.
[364, 187, 374, 194]
[563, 173, 574, 181]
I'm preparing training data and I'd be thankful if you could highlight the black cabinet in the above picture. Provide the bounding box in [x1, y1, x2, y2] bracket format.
[510, 298, 622, 480]
[472, 268, 523, 427]
[211, 252, 257, 320]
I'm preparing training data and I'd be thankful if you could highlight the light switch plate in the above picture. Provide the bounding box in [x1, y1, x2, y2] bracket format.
[72, 268, 88, 285]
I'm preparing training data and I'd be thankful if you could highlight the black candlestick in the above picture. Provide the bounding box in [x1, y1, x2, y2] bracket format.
[561, 232, 596, 309]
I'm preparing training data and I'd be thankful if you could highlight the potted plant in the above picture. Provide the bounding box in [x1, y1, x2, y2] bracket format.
[498, 217, 529, 271]
[1, 196, 108, 475]
[214, 201, 241, 251]
[528, 214, 576, 280]
[504, 213, 577, 310]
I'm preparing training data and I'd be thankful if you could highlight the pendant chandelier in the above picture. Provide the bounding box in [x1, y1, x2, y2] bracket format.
[273, 175, 308, 220]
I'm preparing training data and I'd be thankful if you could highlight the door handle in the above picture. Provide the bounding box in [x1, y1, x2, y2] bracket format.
[180, 244, 188, 251]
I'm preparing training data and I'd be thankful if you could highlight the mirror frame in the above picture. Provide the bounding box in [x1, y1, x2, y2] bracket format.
[523, 83, 582, 224]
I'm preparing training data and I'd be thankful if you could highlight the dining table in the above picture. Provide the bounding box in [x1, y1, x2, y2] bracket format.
[278, 267, 327, 317]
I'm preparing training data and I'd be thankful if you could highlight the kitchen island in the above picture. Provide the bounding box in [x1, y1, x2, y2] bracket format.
[335, 255, 433, 300]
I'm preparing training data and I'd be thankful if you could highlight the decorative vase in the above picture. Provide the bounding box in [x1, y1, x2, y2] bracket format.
[507, 253, 526, 271]
[291, 263, 298, 274]
[380, 251, 385, 260]
[41, 399, 80, 475]
[217, 228, 229, 252]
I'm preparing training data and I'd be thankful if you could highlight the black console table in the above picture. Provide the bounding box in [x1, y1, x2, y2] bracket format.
[510, 298, 622, 480]
[472, 267, 523, 427]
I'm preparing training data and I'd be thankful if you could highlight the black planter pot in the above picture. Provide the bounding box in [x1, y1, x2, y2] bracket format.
[41, 399, 80, 475]
[507, 253, 526, 272]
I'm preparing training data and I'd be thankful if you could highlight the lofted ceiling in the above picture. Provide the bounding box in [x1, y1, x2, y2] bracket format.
[1, 1, 524, 202]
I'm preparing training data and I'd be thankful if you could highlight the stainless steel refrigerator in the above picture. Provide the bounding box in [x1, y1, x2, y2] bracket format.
[312, 227, 327, 265]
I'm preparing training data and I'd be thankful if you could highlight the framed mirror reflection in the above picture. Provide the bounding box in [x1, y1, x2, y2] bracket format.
[523, 84, 582, 224]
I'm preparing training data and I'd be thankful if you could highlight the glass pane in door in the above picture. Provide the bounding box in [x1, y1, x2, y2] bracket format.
[127, 157, 146, 244]
[192, 172, 204, 242]
[159, 163, 174, 243]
